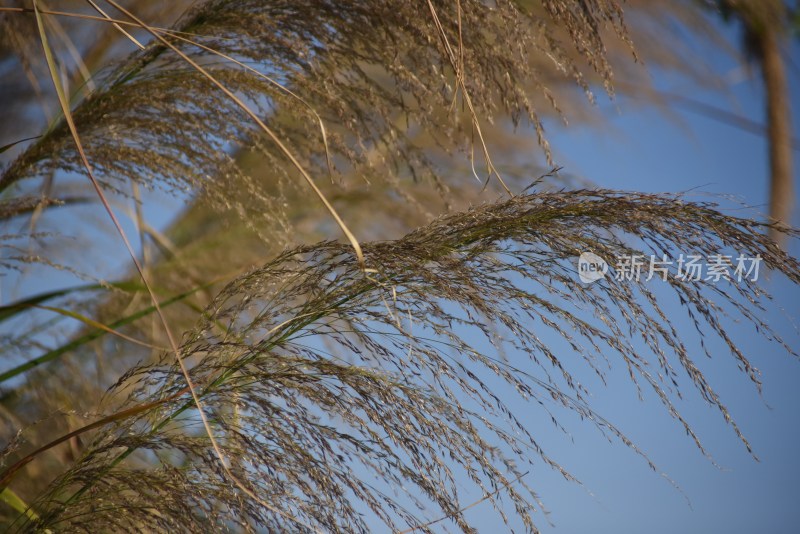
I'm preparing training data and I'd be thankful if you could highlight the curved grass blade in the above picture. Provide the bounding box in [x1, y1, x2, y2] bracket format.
[0, 488, 39, 523]
[30, 6, 229, 520]
[0, 136, 41, 155]
[31, 304, 168, 352]
[0, 282, 211, 384]
[0, 281, 144, 324]
[104, 0, 363, 270]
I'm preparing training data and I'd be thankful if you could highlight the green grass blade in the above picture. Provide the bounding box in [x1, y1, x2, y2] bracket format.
[0, 282, 144, 323]
[0, 487, 39, 522]
[0, 136, 41, 154]
[0, 283, 211, 384]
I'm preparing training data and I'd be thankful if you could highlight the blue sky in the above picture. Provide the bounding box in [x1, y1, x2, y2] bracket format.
[460, 23, 800, 534]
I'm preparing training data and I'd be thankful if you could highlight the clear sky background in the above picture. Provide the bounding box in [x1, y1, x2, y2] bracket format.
[457, 21, 800, 534]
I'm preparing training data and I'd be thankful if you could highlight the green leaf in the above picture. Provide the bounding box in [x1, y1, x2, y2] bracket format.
[0, 487, 39, 523]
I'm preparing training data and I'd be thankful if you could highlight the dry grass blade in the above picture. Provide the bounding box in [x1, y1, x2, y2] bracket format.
[85, 0, 144, 49]
[39, 0, 95, 94]
[425, 0, 511, 194]
[103, 0, 364, 268]
[29, 4, 246, 513]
